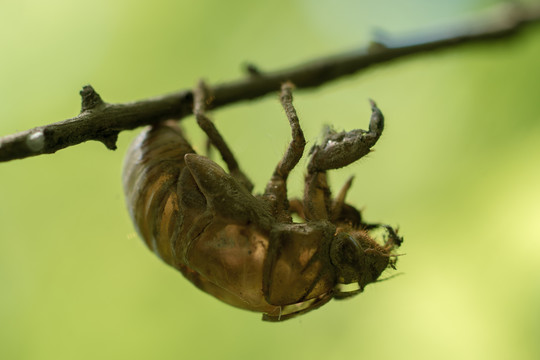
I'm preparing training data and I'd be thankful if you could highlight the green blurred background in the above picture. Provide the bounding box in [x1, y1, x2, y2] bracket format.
[1, 0, 539, 359]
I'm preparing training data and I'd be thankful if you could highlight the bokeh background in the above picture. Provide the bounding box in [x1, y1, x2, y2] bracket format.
[1, 0, 539, 359]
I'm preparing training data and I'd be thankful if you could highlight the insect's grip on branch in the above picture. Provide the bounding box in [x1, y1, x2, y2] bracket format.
[193, 80, 254, 191]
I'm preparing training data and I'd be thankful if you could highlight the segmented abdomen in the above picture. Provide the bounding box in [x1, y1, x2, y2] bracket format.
[123, 121, 198, 266]
[122, 122, 281, 314]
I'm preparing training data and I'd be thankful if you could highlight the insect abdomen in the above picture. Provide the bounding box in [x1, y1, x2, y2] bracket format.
[123, 123, 282, 314]
[123, 121, 200, 265]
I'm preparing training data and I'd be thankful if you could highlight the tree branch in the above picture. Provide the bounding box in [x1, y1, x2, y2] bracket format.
[1, 3, 539, 163]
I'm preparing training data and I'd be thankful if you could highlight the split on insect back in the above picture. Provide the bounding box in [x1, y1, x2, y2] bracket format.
[122, 80, 403, 322]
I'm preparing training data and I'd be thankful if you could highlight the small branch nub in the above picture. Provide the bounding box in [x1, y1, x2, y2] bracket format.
[80, 85, 105, 112]
[98, 132, 119, 150]
[244, 63, 263, 77]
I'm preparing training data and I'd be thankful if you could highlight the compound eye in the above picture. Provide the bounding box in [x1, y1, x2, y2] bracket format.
[340, 235, 361, 265]
[330, 233, 363, 283]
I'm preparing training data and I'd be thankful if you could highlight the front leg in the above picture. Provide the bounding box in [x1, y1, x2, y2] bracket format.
[307, 100, 384, 173]
[303, 100, 385, 221]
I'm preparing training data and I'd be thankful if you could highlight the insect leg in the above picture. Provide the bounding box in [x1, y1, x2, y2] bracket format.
[329, 176, 362, 227]
[263, 82, 306, 220]
[307, 99, 384, 173]
[303, 171, 331, 220]
[193, 80, 254, 192]
[303, 100, 384, 221]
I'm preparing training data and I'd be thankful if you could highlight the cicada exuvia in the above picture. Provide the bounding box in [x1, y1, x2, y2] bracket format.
[123, 82, 402, 321]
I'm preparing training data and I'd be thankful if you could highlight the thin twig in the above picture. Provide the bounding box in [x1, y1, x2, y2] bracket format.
[1, 3, 539, 163]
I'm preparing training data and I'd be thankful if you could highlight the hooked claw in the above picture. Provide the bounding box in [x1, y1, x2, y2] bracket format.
[307, 99, 385, 173]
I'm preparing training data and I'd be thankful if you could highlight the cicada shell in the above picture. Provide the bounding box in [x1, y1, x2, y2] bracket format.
[123, 83, 402, 321]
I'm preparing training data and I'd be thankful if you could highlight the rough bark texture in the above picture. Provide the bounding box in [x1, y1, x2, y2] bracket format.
[0, 3, 539, 162]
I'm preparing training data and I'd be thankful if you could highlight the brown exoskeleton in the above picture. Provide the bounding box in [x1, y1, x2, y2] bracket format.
[123, 81, 402, 321]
